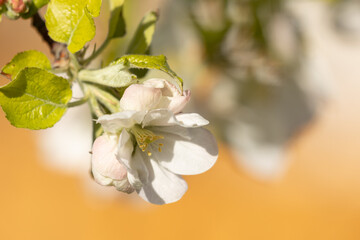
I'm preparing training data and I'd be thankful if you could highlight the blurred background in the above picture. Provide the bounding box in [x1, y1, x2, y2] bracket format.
[1, 0, 360, 239]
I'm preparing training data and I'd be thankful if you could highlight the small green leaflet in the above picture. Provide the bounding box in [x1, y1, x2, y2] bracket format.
[0, 68, 72, 129]
[126, 11, 158, 54]
[112, 55, 183, 89]
[108, 0, 126, 39]
[1, 50, 51, 79]
[45, 0, 102, 53]
[78, 63, 135, 88]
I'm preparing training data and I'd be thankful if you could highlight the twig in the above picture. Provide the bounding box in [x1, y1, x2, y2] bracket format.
[31, 12, 68, 66]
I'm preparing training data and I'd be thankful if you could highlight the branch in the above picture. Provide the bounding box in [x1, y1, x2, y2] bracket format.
[31, 12, 69, 66]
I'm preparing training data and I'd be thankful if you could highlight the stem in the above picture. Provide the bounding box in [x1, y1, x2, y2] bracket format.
[67, 97, 89, 108]
[31, 12, 68, 64]
[81, 38, 110, 65]
[69, 52, 81, 72]
[31, 12, 54, 49]
[87, 85, 120, 113]
[89, 93, 104, 117]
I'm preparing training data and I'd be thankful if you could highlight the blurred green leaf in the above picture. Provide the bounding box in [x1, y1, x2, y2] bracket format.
[45, 0, 101, 53]
[2, 50, 51, 79]
[126, 11, 158, 54]
[108, 0, 126, 39]
[0, 67, 72, 129]
[113, 55, 183, 89]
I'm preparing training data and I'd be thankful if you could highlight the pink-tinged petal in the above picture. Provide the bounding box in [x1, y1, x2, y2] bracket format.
[162, 79, 182, 96]
[143, 78, 191, 113]
[97, 111, 146, 133]
[120, 84, 162, 111]
[143, 78, 166, 89]
[135, 151, 188, 205]
[91, 135, 128, 182]
[149, 127, 218, 175]
[166, 89, 191, 114]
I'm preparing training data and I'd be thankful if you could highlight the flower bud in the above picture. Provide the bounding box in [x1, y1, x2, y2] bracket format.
[91, 134, 134, 193]
[144, 78, 191, 114]
[120, 78, 191, 113]
[10, 0, 26, 13]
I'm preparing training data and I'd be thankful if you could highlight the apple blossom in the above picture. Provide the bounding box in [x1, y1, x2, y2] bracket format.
[91, 79, 218, 204]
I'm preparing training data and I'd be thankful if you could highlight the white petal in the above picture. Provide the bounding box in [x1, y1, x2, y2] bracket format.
[149, 127, 218, 175]
[149, 125, 191, 140]
[142, 110, 209, 128]
[141, 109, 178, 127]
[91, 135, 127, 182]
[175, 112, 209, 127]
[116, 129, 133, 162]
[97, 111, 146, 133]
[120, 84, 162, 111]
[136, 151, 188, 205]
[119, 148, 149, 191]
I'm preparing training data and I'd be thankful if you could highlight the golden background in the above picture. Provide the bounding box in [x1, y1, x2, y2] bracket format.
[1, 1, 360, 239]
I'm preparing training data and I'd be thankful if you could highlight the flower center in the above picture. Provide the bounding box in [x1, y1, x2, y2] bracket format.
[130, 125, 164, 156]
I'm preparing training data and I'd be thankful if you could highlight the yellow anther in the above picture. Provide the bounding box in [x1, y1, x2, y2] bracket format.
[130, 124, 164, 153]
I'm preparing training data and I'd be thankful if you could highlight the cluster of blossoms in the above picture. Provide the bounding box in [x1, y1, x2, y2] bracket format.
[91, 79, 218, 204]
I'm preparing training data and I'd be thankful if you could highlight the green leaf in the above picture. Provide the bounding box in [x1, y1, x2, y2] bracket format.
[78, 63, 135, 87]
[0, 67, 72, 129]
[87, 0, 102, 17]
[1, 50, 51, 79]
[112, 55, 183, 89]
[67, 9, 96, 53]
[126, 11, 158, 54]
[108, 0, 126, 39]
[45, 0, 101, 53]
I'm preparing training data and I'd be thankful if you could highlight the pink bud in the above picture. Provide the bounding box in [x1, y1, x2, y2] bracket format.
[11, 0, 26, 13]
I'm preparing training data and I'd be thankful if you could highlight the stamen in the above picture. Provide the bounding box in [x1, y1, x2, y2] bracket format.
[130, 124, 164, 153]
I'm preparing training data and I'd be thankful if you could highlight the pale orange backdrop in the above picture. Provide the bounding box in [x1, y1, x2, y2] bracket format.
[1, 3, 360, 240]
